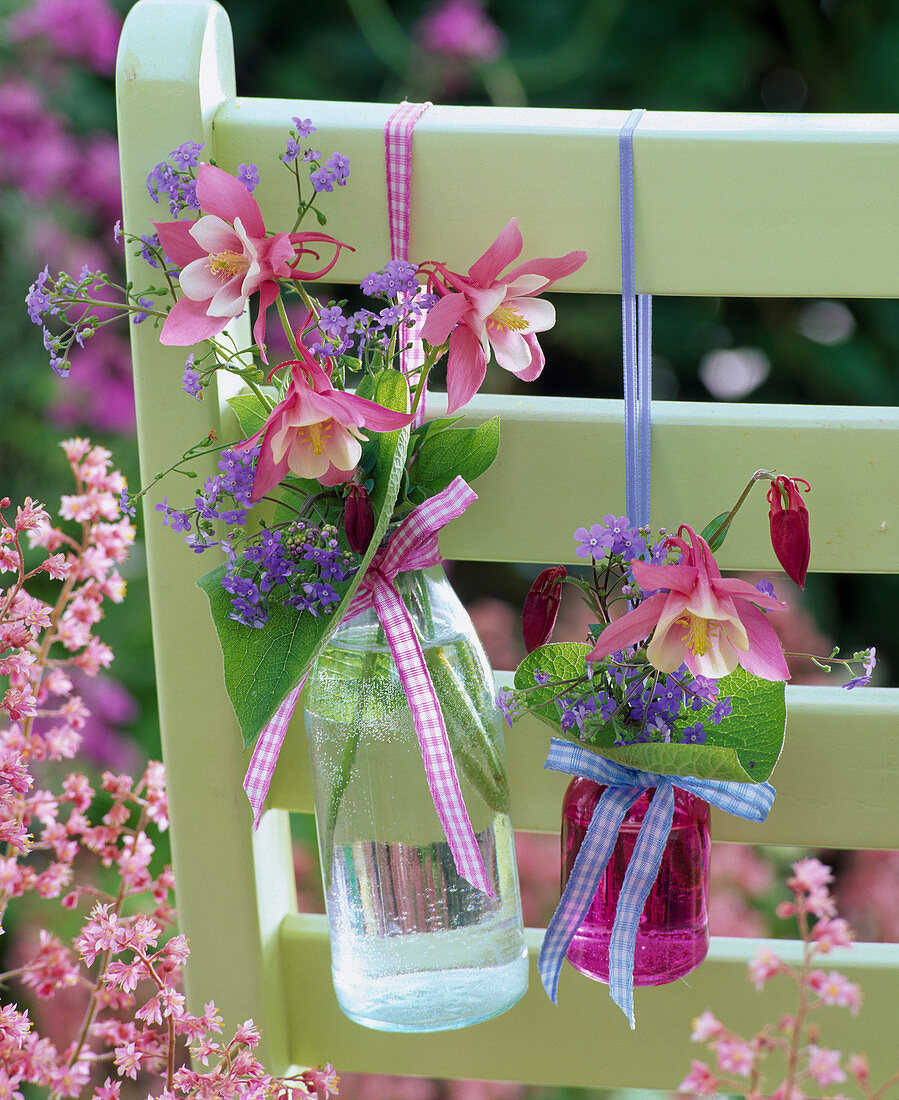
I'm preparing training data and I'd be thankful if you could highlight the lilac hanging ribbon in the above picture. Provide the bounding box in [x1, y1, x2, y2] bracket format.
[538, 738, 775, 1028]
[385, 100, 432, 427]
[243, 477, 493, 898]
[619, 108, 652, 528]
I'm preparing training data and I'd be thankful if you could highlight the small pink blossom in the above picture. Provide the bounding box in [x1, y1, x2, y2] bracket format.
[690, 1010, 725, 1041]
[807, 1045, 846, 1087]
[788, 857, 833, 894]
[811, 916, 854, 952]
[715, 1036, 755, 1077]
[808, 969, 862, 1014]
[415, 0, 506, 62]
[748, 945, 784, 990]
[420, 218, 586, 413]
[112, 1040, 143, 1079]
[678, 1059, 720, 1095]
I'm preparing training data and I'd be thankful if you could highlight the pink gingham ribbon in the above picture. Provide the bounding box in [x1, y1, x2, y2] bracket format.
[243, 679, 305, 828]
[341, 475, 492, 895]
[385, 101, 431, 425]
[243, 477, 492, 896]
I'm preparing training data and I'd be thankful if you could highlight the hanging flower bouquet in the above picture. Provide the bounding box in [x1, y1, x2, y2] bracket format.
[502, 471, 875, 1026]
[27, 119, 586, 903]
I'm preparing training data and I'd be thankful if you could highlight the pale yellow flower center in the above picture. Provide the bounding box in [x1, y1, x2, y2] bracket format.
[487, 303, 529, 332]
[208, 250, 249, 283]
[296, 421, 334, 457]
[678, 614, 716, 656]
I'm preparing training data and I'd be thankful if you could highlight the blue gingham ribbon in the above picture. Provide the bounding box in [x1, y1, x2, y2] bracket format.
[538, 738, 775, 1027]
[619, 108, 652, 528]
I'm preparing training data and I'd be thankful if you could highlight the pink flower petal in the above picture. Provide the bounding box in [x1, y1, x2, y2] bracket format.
[178, 256, 228, 301]
[630, 559, 699, 594]
[587, 593, 669, 662]
[504, 249, 588, 287]
[445, 324, 487, 413]
[507, 294, 556, 332]
[158, 295, 228, 346]
[152, 219, 207, 268]
[252, 280, 279, 360]
[419, 292, 471, 345]
[714, 576, 788, 612]
[189, 214, 242, 254]
[731, 600, 791, 681]
[467, 217, 522, 286]
[195, 163, 265, 239]
[488, 326, 534, 374]
[516, 333, 545, 382]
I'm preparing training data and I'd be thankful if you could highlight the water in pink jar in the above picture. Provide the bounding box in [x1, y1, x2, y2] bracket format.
[561, 777, 711, 986]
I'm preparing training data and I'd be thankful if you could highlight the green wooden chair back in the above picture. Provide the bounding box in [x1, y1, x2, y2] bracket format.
[117, 0, 898, 1088]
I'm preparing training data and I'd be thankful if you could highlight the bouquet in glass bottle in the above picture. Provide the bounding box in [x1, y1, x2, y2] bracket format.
[28, 119, 587, 1031]
[502, 473, 875, 1026]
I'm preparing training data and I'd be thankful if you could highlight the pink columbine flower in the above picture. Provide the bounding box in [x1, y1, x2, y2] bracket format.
[420, 218, 587, 413]
[587, 524, 791, 681]
[237, 346, 415, 501]
[154, 164, 349, 358]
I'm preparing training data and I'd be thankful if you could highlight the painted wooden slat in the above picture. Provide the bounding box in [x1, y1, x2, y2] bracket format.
[279, 916, 899, 1090]
[266, 685, 899, 850]
[212, 99, 899, 298]
[432, 394, 898, 574]
[117, 0, 298, 1074]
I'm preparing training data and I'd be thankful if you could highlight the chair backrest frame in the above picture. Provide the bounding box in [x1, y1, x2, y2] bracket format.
[117, 0, 899, 1087]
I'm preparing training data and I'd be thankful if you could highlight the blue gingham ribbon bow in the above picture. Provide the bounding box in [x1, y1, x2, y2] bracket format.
[539, 737, 775, 1027]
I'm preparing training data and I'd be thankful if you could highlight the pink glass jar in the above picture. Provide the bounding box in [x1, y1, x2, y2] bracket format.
[561, 777, 711, 986]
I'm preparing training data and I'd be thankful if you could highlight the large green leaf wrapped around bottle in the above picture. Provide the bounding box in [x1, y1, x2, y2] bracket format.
[197, 370, 411, 748]
[514, 642, 786, 783]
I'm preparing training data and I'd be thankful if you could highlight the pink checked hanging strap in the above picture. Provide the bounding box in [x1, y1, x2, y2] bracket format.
[385, 100, 431, 423]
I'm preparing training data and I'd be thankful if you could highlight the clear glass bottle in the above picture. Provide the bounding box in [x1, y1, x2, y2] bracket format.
[561, 778, 710, 985]
[304, 566, 528, 1032]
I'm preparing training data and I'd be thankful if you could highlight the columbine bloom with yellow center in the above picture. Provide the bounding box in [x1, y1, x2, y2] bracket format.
[236, 343, 415, 502]
[420, 218, 587, 413]
[154, 163, 349, 359]
[588, 524, 791, 682]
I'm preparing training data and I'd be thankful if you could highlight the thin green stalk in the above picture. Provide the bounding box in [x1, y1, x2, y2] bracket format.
[276, 294, 301, 359]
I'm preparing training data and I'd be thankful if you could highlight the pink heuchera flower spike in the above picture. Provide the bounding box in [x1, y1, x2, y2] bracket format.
[420, 218, 587, 413]
[767, 475, 811, 589]
[153, 163, 350, 359]
[235, 344, 415, 502]
[588, 524, 791, 682]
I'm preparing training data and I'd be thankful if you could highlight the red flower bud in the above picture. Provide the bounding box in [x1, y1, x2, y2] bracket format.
[344, 483, 375, 555]
[766, 475, 811, 589]
[522, 566, 566, 653]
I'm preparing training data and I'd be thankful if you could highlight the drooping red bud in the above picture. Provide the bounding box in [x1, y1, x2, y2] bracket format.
[522, 565, 567, 653]
[766, 475, 811, 589]
[344, 483, 375, 555]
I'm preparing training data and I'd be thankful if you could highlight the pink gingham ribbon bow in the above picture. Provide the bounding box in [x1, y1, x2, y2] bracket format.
[341, 475, 492, 896]
[244, 476, 493, 896]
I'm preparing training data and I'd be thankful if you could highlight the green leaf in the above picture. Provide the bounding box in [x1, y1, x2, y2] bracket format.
[701, 511, 732, 553]
[227, 392, 272, 439]
[513, 647, 786, 784]
[408, 416, 500, 497]
[199, 371, 411, 748]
